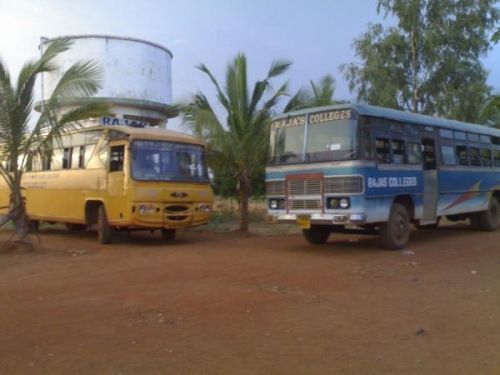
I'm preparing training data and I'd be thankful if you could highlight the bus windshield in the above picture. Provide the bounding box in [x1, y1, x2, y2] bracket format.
[269, 118, 358, 165]
[131, 140, 208, 182]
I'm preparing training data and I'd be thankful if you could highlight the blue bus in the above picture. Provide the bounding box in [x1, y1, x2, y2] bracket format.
[265, 104, 500, 249]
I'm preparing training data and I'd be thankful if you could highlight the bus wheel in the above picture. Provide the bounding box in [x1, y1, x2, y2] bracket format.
[97, 205, 113, 244]
[478, 197, 499, 231]
[470, 213, 481, 229]
[302, 226, 330, 244]
[66, 223, 87, 231]
[381, 203, 410, 250]
[161, 228, 176, 240]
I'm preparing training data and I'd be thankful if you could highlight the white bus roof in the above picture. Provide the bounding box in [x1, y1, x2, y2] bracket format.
[275, 103, 500, 138]
[82, 125, 206, 146]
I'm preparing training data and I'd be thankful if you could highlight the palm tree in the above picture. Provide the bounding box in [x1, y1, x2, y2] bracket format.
[0, 38, 108, 244]
[284, 74, 348, 112]
[181, 53, 291, 231]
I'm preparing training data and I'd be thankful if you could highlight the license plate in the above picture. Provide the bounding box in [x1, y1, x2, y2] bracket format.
[296, 215, 311, 229]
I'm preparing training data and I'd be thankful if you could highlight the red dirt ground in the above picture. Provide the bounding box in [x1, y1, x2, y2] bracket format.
[0, 224, 499, 375]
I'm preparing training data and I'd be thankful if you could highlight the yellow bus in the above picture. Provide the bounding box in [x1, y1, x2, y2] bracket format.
[0, 125, 213, 243]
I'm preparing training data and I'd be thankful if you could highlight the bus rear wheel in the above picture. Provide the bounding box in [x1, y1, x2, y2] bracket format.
[381, 203, 410, 250]
[161, 228, 176, 240]
[97, 205, 113, 244]
[477, 196, 499, 231]
[302, 226, 330, 244]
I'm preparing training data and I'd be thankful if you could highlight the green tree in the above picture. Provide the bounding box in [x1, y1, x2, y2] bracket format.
[342, 0, 500, 122]
[181, 53, 291, 231]
[284, 74, 347, 112]
[493, 27, 500, 42]
[479, 94, 500, 128]
[0, 38, 108, 244]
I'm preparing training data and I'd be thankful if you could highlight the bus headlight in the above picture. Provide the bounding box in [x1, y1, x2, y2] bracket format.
[327, 197, 350, 209]
[198, 203, 212, 212]
[138, 205, 157, 215]
[269, 199, 284, 210]
[339, 198, 350, 209]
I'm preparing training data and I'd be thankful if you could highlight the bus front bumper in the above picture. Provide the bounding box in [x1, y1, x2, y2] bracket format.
[266, 213, 367, 226]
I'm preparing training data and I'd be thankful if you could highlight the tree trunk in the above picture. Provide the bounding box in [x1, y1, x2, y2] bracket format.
[10, 180, 30, 244]
[238, 176, 250, 232]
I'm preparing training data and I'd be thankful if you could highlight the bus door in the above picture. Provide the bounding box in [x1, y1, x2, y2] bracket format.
[107, 143, 126, 197]
[421, 138, 438, 223]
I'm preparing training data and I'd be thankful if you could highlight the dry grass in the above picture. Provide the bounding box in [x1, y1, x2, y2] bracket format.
[204, 197, 299, 235]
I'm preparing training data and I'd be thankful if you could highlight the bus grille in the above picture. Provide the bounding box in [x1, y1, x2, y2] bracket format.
[165, 205, 191, 222]
[324, 176, 363, 194]
[266, 180, 285, 196]
[289, 199, 321, 210]
[288, 179, 321, 196]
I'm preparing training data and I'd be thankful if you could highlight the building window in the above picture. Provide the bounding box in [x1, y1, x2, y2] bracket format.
[62, 148, 72, 169]
[43, 153, 51, 171]
[78, 146, 85, 168]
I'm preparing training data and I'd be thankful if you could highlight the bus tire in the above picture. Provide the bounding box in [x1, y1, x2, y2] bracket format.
[97, 205, 113, 244]
[302, 226, 330, 244]
[470, 213, 481, 229]
[478, 197, 499, 231]
[161, 228, 176, 240]
[381, 203, 410, 250]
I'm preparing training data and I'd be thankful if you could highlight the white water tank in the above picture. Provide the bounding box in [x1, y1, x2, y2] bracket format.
[38, 35, 176, 126]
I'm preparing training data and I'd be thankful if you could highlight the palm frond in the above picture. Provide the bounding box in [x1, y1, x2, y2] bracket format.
[267, 59, 292, 79]
[283, 86, 312, 112]
[196, 63, 231, 112]
[49, 61, 103, 101]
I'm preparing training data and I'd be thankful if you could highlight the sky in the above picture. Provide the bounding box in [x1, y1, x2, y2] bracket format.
[1, 0, 499, 130]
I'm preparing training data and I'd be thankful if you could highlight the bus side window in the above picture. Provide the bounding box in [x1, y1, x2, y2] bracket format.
[494, 149, 500, 167]
[441, 145, 456, 165]
[455, 145, 468, 166]
[109, 145, 124, 172]
[469, 147, 480, 167]
[480, 149, 492, 167]
[375, 138, 390, 163]
[361, 128, 373, 159]
[407, 142, 422, 164]
[391, 139, 405, 164]
[422, 139, 436, 170]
